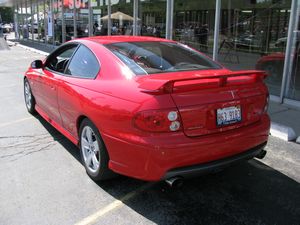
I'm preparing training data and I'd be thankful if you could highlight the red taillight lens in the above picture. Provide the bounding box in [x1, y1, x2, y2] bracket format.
[133, 109, 182, 132]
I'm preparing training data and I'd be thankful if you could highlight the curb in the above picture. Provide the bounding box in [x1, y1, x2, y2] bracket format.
[8, 40, 50, 56]
[18, 43, 49, 56]
[270, 122, 298, 142]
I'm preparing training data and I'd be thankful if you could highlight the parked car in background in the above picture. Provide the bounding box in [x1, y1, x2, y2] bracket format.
[275, 37, 287, 48]
[233, 34, 261, 49]
[255, 52, 285, 83]
[24, 36, 270, 182]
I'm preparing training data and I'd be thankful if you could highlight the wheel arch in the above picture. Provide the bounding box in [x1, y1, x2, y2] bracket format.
[76, 115, 88, 136]
[76, 115, 105, 144]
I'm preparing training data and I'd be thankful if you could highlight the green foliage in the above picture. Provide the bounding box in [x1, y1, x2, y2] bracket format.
[0, 7, 13, 23]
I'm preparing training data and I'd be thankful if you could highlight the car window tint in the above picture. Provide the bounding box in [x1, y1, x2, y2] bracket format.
[65, 45, 99, 78]
[45, 44, 78, 73]
[105, 41, 221, 75]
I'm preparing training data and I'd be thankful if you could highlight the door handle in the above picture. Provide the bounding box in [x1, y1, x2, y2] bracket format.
[50, 86, 56, 90]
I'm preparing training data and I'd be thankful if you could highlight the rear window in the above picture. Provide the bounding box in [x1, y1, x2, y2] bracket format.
[105, 41, 221, 75]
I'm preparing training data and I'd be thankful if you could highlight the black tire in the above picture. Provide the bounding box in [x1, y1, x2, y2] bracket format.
[79, 118, 114, 181]
[24, 78, 36, 114]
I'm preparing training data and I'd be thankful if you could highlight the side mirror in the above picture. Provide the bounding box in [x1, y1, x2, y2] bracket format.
[31, 60, 43, 69]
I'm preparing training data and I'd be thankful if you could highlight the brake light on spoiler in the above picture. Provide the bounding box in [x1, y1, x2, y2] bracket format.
[139, 70, 268, 94]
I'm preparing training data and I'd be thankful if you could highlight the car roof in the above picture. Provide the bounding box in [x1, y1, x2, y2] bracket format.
[78, 35, 176, 45]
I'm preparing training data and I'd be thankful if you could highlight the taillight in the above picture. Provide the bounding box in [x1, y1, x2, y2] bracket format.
[133, 109, 182, 132]
[263, 94, 269, 113]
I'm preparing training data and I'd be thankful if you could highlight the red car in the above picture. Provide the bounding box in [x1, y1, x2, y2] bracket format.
[24, 36, 270, 182]
[255, 53, 285, 84]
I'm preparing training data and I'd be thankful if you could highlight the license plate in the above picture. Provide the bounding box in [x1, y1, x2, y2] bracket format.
[217, 105, 242, 126]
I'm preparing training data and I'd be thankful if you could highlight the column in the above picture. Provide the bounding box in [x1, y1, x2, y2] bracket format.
[107, 0, 111, 36]
[166, 0, 174, 40]
[213, 0, 221, 61]
[88, 0, 93, 36]
[133, 0, 138, 36]
[25, 0, 28, 39]
[30, 0, 34, 40]
[62, 0, 66, 43]
[73, 0, 77, 38]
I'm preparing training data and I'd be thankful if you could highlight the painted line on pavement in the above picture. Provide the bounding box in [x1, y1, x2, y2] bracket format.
[0, 117, 34, 128]
[74, 182, 154, 225]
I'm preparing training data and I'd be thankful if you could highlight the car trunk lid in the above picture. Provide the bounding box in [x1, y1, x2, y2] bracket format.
[138, 70, 268, 137]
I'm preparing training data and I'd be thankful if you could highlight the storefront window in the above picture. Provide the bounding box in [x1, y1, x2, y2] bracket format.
[109, 0, 134, 35]
[286, 1, 300, 101]
[61, 0, 73, 41]
[218, 0, 292, 96]
[18, 2, 25, 39]
[91, 0, 109, 35]
[22, 0, 30, 40]
[139, 0, 167, 38]
[36, 0, 45, 42]
[29, 0, 35, 40]
[45, 0, 52, 45]
[77, 0, 89, 38]
[52, 0, 62, 44]
[173, 0, 216, 56]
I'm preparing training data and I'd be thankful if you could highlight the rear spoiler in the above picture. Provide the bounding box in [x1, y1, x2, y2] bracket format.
[138, 70, 268, 94]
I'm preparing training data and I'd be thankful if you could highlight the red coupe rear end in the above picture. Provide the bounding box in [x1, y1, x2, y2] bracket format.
[105, 69, 269, 181]
[24, 36, 270, 182]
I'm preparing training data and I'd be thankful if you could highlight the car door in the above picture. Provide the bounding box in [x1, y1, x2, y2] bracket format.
[57, 44, 100, 136]
[37, 44, 79, 125]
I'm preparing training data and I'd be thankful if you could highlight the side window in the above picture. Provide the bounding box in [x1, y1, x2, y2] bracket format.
[65, 45, 100, 78]
[45, 44, 78, 73]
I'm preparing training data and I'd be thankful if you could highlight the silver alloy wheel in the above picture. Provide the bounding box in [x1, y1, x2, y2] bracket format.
[24, 81, 32, 109]
[81, 126, 100, 173]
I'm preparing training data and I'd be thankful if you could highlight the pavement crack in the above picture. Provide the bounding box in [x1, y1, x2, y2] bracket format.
[10, 143, 56, 162]
[0, 142, 56, 161]
[0, 134, 50, 139]
[0, 134, 64, 161]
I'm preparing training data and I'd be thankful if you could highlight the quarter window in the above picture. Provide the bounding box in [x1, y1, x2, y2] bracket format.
[45, 44, 78, 73]
[66, 45, 100, 78]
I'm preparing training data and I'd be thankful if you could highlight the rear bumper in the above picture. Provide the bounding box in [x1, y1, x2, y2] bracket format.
[163, 142, 267, 179]
[104, 114, 270, 181]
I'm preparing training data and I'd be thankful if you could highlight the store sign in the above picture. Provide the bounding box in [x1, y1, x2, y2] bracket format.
[53, 0, 90, 10]
[66, 0, 89, 9]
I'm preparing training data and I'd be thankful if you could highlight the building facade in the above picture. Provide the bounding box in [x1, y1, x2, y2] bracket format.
[4, 0, 300, 105]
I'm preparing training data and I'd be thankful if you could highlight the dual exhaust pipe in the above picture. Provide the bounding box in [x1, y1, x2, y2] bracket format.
[165, 149, 267, 187]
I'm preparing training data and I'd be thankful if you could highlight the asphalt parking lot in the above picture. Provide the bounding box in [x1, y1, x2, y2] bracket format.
[0, 45, 300, 225]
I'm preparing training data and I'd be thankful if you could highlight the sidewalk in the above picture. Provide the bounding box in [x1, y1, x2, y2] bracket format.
[268, 101, 300, 143]
[5, 37, 300, 144]
[0, 37, 10, 50]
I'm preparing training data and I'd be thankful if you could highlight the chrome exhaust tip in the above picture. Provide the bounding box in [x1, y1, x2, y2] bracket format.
[165, 176, 184, 188]
[255, 150, 267, 159]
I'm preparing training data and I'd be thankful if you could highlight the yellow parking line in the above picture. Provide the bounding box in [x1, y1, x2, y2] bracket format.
[74, 182, 153, 225]
[0, 117, 34, 128]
